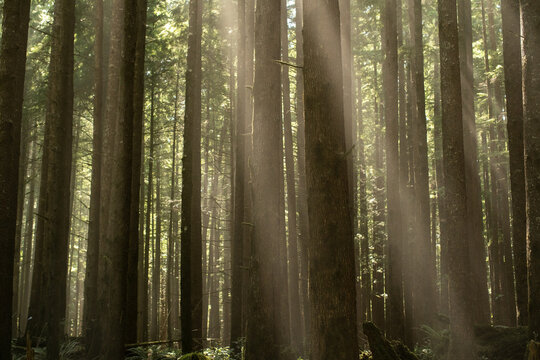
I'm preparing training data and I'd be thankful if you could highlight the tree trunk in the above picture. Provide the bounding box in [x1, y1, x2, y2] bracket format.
[458, 0, 491, 325]
[521, 0, 540, 339]
[97, 0, 138, 355]
[152, 156, 162, 340]
[294, 1, 310, 354]
[407, 0, 437, 333]
[303, 0, 359, 358]
[36, 0, 76, 357]
[180, 0, 203, 351]
[438, 0, 476, 357]
[281, 0, 302, 353]
[501, 0, 527, 326]
[0, 0, 31, 355]
[246, 0, 285, 357]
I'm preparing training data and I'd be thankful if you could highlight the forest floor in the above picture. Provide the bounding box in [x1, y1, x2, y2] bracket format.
[10, 325, 529, 360]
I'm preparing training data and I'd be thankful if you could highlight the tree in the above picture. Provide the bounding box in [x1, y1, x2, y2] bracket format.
[245, 0, 285, 357]
[407, 0, 437, 332]
[0, 0, 31, 356]
[84, 0, 105, 353]
[97, 0, 138, 355]
[281, 0, 302, 353]
[303, 0, 359, 358]
[501, 0, 526, 326]
[521, 0, 540, 340]
[35, 0, 76, 357]
[458, 0, 491, 325]
[438, 0, 476, 357]
[230, 0, 246, 352]
[180, 0, 203, 352]
[383, 0, 405, 340]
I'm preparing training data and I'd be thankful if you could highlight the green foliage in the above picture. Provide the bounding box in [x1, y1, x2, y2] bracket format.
[126, 345, 182, 360]
[179, 353, 210, 360]
[12, 339, 84, 360]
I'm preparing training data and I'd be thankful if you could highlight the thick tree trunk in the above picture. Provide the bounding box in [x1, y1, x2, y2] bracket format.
[37, 0, 76, 357]
[521, 0, 540, 339]
[246, 0, 285, 357]
[180, 0, 203, 352]
[231, 0, 246, 352]
[303, 0, 359, 358]
[0, 0, 31, 356]
[458, 0, 491, 325]
[125, 0, 147, 344]
[383, 0, 405, 340]
[501, 0, 527, 326]
[407, 0, 437, 333]
[84, 0, 105, 354]
[438, 0, 476, 357]
[97, 0, 137, 355]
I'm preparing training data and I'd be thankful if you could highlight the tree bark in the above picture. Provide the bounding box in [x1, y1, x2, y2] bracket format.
[438, 0, 477, 357]
[0, 0, 31, 355]
[458, 0, 491, 325]
[245, 0, 285, 357]
[521, 0, 540, 339]
[180, 0, 203, 351]
[83, 0, 105, 354]
[383, 0, 405, 340]
[303, 0, 359, 358]
[501, 0, 527, 326]
[407, 0, 437, 332]
[38, 0, 76, 357]
[97, 0, 138, 355]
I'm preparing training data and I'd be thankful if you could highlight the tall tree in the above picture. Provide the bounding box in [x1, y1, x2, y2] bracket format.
[458, 0, 491, 325]
[438, 0, 476, 357]
[501, 0, 526, 326]
[383, 0, 404, 340]
[407, 0, 437, 332]
[126, 0, 148, 343]
[35, 0, 76, 357]
[0, 0, 31, 356]
[521, 0, 540, 340]
[303, 0, 359, 358]
[245, 0, 285, 357]
[180, 0, 203, 352]
[294, 1, 311, 352]
[281, 0, 302, 353]
[84, 0, 105, 353]
[230, 0, 246, 352]
[97, 0, 138, 355]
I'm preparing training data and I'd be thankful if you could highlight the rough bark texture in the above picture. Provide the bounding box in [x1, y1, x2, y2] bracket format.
[97, 0, 137, 356]
[37, 0, 76, 357]
[384, 0, 404, 340]
[231, 0, 246, 352]
[438, 0, 476, 357]
[303, 0, 359, 358]
[181, 0, 203, 352]
[458, 0, 491, 325]
[502, 0, 526, 327]
[245, 0, 284, 358]
[84, 0, 105, 354]
[125, 0, 148, 344]
[407, 0, 437, 333]
[521, 0, 540, 340]
[0, 0, 31, 356]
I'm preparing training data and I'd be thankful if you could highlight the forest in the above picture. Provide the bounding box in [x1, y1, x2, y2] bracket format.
[0, 0, 539, 359]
